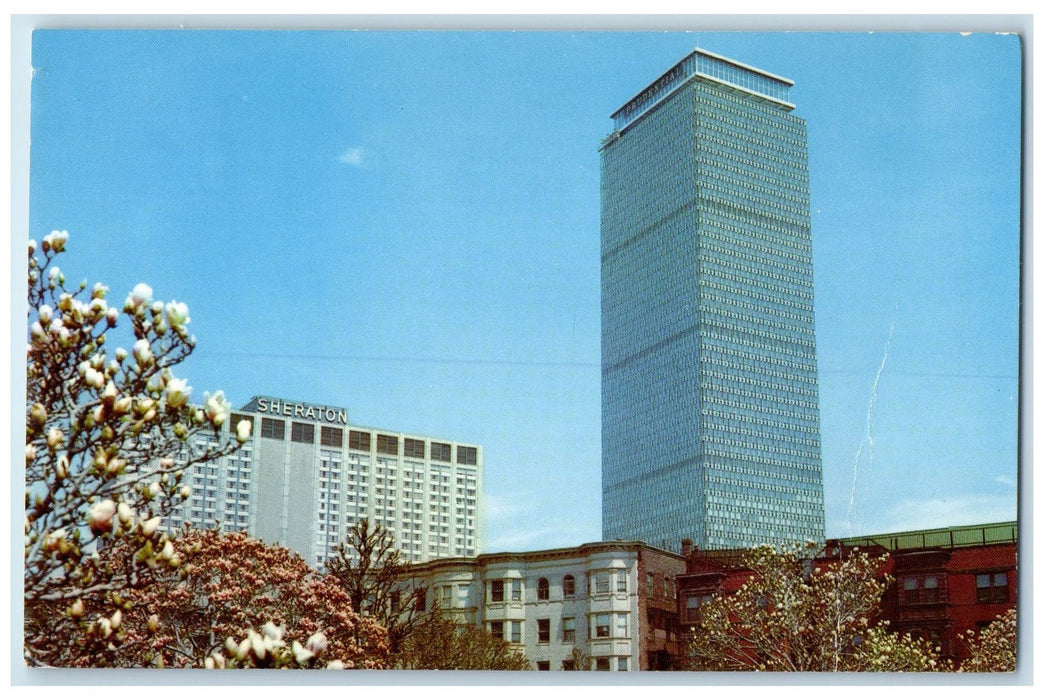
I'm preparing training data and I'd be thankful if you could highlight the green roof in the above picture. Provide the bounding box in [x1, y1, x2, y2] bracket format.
[837, 522, 1017, 551]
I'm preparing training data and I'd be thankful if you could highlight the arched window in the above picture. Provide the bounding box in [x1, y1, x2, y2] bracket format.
[537, 577, 550, 601]
[563, 574, 576, 598]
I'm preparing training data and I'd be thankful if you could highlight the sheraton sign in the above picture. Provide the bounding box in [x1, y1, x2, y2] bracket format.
[254, 397, 348, 425]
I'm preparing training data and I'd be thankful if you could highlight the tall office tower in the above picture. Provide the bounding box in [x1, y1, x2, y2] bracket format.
[169, 395, 483, 567]
[600, 49, 825, 551]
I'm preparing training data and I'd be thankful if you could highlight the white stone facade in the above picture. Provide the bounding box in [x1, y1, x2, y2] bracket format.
[402, 541, 685, 671]
[170, 395, 483, 567]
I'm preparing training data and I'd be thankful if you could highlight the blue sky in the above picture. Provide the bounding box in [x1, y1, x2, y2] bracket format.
[24, 29, 1022, 552]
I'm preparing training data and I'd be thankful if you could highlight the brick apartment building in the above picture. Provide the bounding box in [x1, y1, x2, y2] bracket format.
[675, 522, 1017, 668]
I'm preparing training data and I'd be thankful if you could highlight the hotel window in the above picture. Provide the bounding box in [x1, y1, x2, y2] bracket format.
[595, 657, 610, 671]
[976, 572, 1009, 603]
[290, 422, 314, 444]
[376, 434, 398, 455]
[561, 660, 575, 671]
[592, 571, 610, 595]
[537, 619, 550, 643]
[431, 442, 451, 462]
[260, 418, 285, 440]
[491, 580, 505, 603]
[456, 445, 478, 466]
[511, 579, 522, 602]
[537, 577, 550, 601]
[617, 657, 628, 672]
[490, 620, 504, 639]
[617, 571, 627, 593]
[536, 661, 550, 671]
[563, 574, 576, 598]
[510, 621, 521, 644]
[414, 589, 426, 612]
[349, 430, 371, 451]
[562, 617, 576, 643]
[320, 426, 343, 447]
[404, 438, 426, 459]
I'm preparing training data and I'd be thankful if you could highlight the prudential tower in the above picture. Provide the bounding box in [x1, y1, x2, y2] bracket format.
[600, 49, 826, 551]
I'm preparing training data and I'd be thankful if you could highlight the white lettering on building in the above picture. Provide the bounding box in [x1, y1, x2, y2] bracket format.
[255, 397, 348, 425]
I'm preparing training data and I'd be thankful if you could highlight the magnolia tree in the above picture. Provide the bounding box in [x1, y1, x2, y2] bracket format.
[52, 528, 390, 669]
[959, 609, 1017, 672]
[686, 543, 942, 672]
[24, 231, 248, 666]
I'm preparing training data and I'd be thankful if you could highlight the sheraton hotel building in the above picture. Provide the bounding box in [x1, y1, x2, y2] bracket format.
[174, 395, 483, 568]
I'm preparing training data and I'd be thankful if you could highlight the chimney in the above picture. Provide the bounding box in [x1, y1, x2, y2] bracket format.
[681, 538, 693, 558]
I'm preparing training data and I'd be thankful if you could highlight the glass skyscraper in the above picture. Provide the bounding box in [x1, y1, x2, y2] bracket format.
[601, 49, 825, 551]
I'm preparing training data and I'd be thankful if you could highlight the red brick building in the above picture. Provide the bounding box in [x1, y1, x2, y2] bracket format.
[676, 522, 1017, 668]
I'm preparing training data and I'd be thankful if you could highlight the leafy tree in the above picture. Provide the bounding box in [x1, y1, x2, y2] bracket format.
[959, 609, 1017, 672]
[395, 614, 531, 670]
[24, 231, 247, 666]
[686, 543, 943, 672]
[55, 528, 389, 669]
[326, 518, 425, 654]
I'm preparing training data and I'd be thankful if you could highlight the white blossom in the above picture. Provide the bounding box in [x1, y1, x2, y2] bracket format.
[132, 339, 153, 366]
[124, 282, 153, 312]
[43, 229, 69, 252]
[236, 418, 252, 443]
[87, 499, 117, 533]
[292, 641, 314, 665]
[164, 377, 192, 408]
[305, 631, 328, 654]
[159, 539, 175, 561]
[140, 516, 161, 537]
[262, 621, 284, 643]
[204, 390, 231, 427]
[248, 629, 266, 659]
[164, 300, 190, 329]
[101, 381, 117, 401]
[84, 367, 105, 390]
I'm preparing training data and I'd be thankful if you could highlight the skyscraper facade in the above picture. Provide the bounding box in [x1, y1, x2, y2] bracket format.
[169, 395, 483, 567]
[600, 49, 825, 551]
